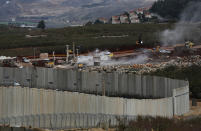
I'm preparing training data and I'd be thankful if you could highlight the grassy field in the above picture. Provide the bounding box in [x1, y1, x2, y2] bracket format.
[0, 23, 173, 56]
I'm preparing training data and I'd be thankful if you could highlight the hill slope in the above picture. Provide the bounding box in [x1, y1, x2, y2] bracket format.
[0, 0, 154, 27]
[0, 23, 173, 56]
[150, 0, 199, 20]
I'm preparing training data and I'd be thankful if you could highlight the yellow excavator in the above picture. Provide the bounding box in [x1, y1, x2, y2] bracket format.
[185, 41, 194, 48]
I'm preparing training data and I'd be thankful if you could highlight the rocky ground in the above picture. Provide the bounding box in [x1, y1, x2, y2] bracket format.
[83, 55, 201, 75]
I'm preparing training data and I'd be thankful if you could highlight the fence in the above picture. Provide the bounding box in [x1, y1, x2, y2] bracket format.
[0, 67, 188, 98]
[0, 86, 189, 129]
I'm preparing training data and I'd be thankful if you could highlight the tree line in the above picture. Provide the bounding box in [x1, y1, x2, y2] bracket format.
[150, 0, 199, 20]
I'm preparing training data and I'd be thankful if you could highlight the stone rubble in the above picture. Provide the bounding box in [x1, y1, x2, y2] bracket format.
[82, 55, 201, 74]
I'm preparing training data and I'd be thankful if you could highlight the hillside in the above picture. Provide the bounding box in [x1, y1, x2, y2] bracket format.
[150, 0, 199, 20]
[0, 23, 173, 56]
[0, 0, 154, 27]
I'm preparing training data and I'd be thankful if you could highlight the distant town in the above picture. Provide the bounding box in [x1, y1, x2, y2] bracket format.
[94, 7, 155, 25]
[0, 7, 156, 28]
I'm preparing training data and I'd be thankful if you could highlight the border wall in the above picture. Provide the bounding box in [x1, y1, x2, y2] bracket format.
[0, 67, 188, 98]
[0, 86, 176, 129]
[0, 67, 190, 129]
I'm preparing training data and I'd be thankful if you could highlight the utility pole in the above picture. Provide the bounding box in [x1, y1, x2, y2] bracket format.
[53, 51, 55, 65]
[33, 48, 36, 59]
[66, 45, 69, 63]
[102, 73, 105, 96]
[76, 48, 79, 62]
[73, 43, 76, 62]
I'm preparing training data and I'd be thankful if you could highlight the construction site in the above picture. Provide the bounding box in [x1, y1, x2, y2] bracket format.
[0, 40, 200, 130]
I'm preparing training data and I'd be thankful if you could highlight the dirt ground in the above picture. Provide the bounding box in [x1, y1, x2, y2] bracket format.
[59, 128, 116, 131]
[183, 100, 201, 118]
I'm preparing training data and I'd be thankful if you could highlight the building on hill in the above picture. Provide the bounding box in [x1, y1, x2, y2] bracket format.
[129, 11, 140, 23]
[111, 16, 120, 24]
[91, 7, 153, 25]
[136, 8, 144, 14]
[120, 15, 129, 24]
[130, 18, 140, 23]
[145, 12, 152, 19]
[129, 11, 138, 19]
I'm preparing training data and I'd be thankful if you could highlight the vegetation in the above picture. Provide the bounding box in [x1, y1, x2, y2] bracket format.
[117, 116, 201, 131]
[37, 20, 46, 30]
[150, 0, 199, 20]
[144, 65, 201, 99]
[0, 23, 173, 56]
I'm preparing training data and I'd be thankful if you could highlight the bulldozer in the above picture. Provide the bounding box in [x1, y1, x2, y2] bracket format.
[174, 41, 195, 55]
[185, 41, 194, 48]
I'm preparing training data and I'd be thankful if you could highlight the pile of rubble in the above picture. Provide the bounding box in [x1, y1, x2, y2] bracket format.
[83, 55, 201, 74]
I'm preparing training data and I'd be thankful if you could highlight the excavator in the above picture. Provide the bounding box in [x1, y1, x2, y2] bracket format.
[185, 41, 194, 48]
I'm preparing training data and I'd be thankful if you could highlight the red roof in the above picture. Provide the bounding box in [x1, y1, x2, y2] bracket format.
[112, 16, 119, 19]
[99, 17, 107, 21]
[137, 8, 143, 11]
[121, 14, 128, 17]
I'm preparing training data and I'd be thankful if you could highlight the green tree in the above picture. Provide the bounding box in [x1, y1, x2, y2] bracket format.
[94, 19, 103, 24]
[150, 0, 199, 20]
[37, 20, 46, 29]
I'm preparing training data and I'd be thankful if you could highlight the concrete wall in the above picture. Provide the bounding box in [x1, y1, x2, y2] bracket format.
[0, 86, 178, 129]
[0, 113, 123, 129]
[0, 67, 190, 129]
[0, 67, 188, 98]
[173, 86, 189, 115]
[0, 86, 174, 118]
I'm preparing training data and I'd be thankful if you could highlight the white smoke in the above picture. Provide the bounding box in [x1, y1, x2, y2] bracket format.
[160, 2, 201, 46]
[77, 55, 94, 65]
[6, 1, 10, 4]
[77, 49, 111, 66]
[101, 54, 148, 66]
[77, 49, 148, 66]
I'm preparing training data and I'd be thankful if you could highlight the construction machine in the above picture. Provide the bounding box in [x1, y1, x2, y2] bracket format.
[185, 41, 194, 48]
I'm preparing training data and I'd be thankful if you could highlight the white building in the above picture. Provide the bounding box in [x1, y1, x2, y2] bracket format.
[112, 16, 120, 24]
[120, 15, 129, 24]
[129, 11, 138, 19]
[136, 8, 144, 14]
[145, 12, 152, 19]
[130, 18, 140, 23]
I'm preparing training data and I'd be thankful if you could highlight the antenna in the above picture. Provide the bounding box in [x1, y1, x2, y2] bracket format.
[53, 51, 55, 65]
[76, 48, 79, 62]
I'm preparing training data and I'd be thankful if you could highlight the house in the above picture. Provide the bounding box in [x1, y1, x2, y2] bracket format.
[120, 15, 129, 24]
[136, 8, 144, 14]
[20, 24, 36, 28]
[129, 11, 138, 19]
[144, 12, 152, 19]
[130, 18, 140, 23]
[112, 16, 120, 24]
